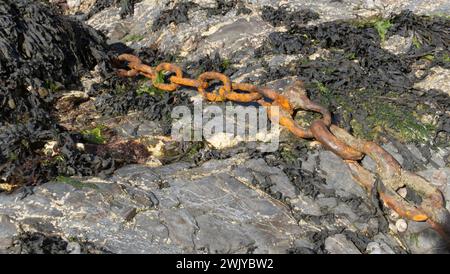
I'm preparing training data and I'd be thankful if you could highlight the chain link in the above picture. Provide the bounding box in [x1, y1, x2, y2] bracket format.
[114, 54, 450, 242]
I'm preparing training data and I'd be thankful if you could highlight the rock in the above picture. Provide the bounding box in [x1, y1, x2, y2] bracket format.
[1, 0, 450, 255]
[0, 214, 19, 251]
[414, 67, 450, 96]
[290, 194, 322, 216]
[325, 234, 361, 254]
[402, 221, 450, 254]
[66, 241, 82, 254]
[55, 91, 90, 111]
[318, 151, 366, 198]
[0, 155, 304, 253]
[366, 241, 395, 254]
[381, 33, 413, 55]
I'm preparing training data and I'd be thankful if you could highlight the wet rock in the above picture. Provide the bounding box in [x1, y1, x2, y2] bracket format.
[325, 234, 361, 254]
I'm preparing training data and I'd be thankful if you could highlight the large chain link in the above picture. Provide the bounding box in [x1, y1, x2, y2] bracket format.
[115, 53, 450, 243]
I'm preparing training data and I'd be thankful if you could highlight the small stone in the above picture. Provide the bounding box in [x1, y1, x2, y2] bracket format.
[76, 143, 85, 151]
[397, 187, 407, 198]
[396, 219, 408, 233]
[122, 207, 137, 222]
[37, 88, 49, 98]
[7, 98, 15, 109]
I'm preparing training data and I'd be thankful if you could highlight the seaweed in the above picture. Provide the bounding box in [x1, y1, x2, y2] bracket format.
[257, 9, 450, 145]
[0, 0, 113, 187]
[151, 1, 198, 32]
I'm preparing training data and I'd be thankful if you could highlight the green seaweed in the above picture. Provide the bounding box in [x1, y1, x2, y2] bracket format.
[122, 34, 145, 43]
[221, 59, 231, 70]
[280, 146, 297, 164]
[56, 176, 99, 190]
[342, 89, 436, 142]
[412, 35, 422, 49]
[315, 81, 333, 106]
[136, 71, 165, 96]
[350, 16, 392, 42]
[374, 19, 392, 42]
[422, 54, 434, 61]
[81, 125, 107, 145]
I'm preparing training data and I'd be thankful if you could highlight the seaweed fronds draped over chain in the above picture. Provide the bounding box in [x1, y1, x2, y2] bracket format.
[114, 53, 450, 243]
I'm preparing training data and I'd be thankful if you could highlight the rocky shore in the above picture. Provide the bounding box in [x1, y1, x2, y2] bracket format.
[0, 0, 449, 254]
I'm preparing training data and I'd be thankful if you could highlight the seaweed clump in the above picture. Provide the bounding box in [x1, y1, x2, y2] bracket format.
[261, 5, 320, 28]
[151, 1, 198, 32]
[85, 0, 140, 19]
[0, 0, 112, 188]
[256, 9, 450, 146]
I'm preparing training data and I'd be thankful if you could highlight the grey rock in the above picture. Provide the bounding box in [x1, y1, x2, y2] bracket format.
[0, 155, 303, 254]
[381, 33, 413, 55]
[316, 197, 338, 210]
[414, 66, 450, 96]
[366, 241, 395, 254]
[325, 234, 361, 254]
[0, 214, 19, 250]
[66, 241, 82, 254]
[318, 150, 366, 198]
[402, 221, 450, 254]
[290, 194, 322, 216]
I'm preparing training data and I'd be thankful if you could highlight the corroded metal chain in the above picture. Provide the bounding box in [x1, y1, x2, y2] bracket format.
[115, 53, 450, 243]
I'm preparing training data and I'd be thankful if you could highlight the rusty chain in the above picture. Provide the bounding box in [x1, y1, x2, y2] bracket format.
[115, 53, 450, 243]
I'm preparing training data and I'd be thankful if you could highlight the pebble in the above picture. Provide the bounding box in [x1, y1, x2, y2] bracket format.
[397, 187, 407, 198]
[7, 98, 15, 109]
[396, 219, 408, 233]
